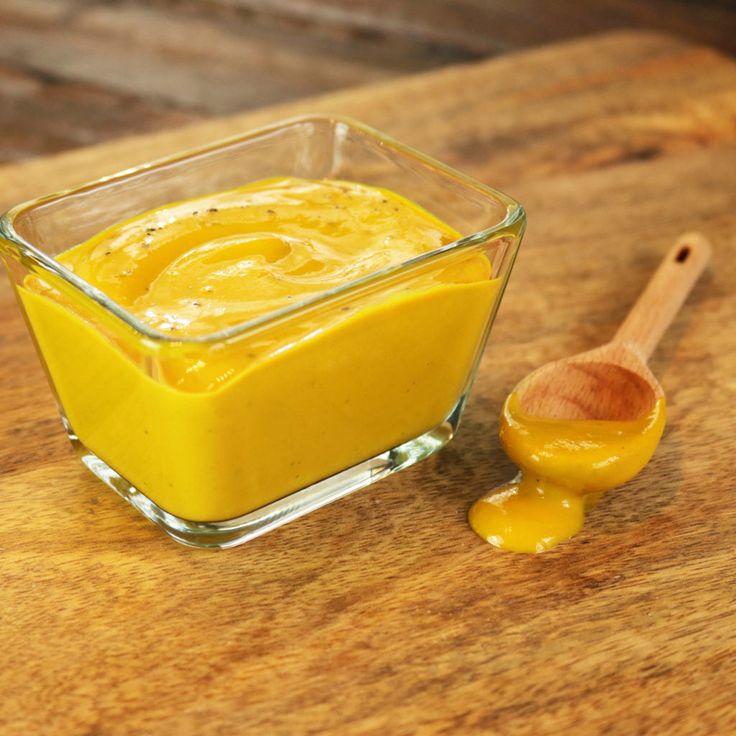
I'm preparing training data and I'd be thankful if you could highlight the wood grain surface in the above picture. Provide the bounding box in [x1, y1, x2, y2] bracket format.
[2, 0, 736, 164]
[1, 31, 735, 735]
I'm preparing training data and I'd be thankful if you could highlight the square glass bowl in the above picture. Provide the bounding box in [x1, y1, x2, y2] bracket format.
[0, 115, 525, 548]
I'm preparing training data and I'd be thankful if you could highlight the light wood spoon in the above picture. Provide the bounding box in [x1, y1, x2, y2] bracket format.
[515, 232, 712, 421]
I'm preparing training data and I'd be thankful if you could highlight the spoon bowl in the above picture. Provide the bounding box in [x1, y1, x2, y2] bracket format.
[516, 344, 660, 421]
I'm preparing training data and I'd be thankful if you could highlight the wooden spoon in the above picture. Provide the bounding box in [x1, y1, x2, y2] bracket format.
[515, 232, 712, 421]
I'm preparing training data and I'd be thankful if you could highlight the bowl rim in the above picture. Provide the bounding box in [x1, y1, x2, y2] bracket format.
[0, 114, 526, 346]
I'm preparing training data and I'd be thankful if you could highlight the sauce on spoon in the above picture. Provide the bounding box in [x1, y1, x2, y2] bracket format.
[469, 392, 666, 553]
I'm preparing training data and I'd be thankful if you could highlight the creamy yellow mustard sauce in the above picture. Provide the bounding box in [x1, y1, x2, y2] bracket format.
[60, 177, 461, 337]
[469, 392, 666, 553]
[23, 177, 499, 521]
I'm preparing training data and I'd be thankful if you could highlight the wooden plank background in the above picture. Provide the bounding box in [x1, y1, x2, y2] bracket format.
[1, 0, 736, 164]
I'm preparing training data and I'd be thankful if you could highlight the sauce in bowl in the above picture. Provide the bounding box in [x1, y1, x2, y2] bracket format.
[23, 177, 501, 521]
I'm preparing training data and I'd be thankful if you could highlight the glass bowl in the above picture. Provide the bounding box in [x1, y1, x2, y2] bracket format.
[0, 115, 525, 548]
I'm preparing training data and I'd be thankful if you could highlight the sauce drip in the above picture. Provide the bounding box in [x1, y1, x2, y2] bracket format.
[469, 392, 666, 553]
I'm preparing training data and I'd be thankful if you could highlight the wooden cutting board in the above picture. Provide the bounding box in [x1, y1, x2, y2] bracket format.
[1, 31, 735, 735]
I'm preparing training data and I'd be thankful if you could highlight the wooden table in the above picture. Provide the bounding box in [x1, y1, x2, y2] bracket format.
[3, 0, 736, 165]
[1, 31, 735, 735]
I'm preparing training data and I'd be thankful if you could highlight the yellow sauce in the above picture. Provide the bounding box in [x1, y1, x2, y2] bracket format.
[59, 177, 462, 338]
[22, 177, 500, 521]
[469, 392, 666, 553]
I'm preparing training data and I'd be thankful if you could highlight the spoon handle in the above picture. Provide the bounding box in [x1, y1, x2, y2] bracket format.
[614, 232, 712, 361]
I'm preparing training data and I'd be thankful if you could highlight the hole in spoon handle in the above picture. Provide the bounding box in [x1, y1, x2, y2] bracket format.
[614, 232, 712, 361]
[675, 246, 690, 263]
